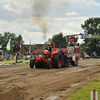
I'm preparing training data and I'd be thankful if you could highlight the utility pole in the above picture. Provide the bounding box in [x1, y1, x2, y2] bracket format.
[29, 40, 31, 53]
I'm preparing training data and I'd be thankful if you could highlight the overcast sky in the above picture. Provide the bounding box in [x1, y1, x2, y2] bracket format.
[0, 0, 100, 44]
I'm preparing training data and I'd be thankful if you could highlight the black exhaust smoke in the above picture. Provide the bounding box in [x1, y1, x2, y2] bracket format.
[33, 0, 51, 42]
[33, 0, 69, 42]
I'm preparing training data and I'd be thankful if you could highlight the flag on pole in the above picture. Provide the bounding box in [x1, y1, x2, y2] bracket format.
[20, 38, 22, 52]
[7, 38, 11, 50]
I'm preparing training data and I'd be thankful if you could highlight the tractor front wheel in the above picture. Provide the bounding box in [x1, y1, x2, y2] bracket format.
[46, 59, 52, 69]
[30, 59, 35, 68]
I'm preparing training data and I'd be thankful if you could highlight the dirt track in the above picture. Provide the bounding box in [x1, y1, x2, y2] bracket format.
[0, 59, 100, 100]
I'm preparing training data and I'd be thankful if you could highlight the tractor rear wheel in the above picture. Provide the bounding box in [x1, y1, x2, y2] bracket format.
[46, 59, 52, 69]
[30, 59, 35, 68]
[53, 52, 62, 68]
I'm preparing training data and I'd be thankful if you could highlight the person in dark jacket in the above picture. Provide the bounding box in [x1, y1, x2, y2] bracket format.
[59, 47, 63, 54]
[70, 42, 74, 46]
[46, 44, 51, 57]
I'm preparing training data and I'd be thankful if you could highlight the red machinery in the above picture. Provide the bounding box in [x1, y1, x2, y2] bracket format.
[30, 41, 81, 69]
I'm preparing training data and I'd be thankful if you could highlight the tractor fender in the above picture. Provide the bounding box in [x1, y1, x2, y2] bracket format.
[52, 51, 58, 55]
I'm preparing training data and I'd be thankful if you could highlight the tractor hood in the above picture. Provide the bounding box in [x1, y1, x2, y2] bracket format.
[43, 50, 49, 54]
[36, 50, 43, 53]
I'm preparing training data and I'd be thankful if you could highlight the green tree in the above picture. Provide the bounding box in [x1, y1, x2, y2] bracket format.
[1, 32, 24, 53]
[48, 33, 68, 48]
[81, 17, 100, 55]
[39, 46, 44, 50]
[13, 34, 24, 53]
[0, 33, 3, 47]
[48, 38, 52, 41]
[33, 46, 38, 50]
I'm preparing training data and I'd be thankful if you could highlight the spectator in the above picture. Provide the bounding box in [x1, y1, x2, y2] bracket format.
[70, 42, 74, 46]
[84, 53, 86, 59]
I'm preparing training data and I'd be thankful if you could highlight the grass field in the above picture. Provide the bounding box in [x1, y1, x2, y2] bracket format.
[67, 75, 100, 100]
[0, 59, 30, 64]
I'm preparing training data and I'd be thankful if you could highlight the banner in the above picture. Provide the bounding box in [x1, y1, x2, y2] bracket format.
[20, 38, 22, 52]
[7, 38, 11, 50]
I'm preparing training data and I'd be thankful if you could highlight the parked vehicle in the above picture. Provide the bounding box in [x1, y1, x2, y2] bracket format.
[83, 52, 90, 59]
[92, 51, 97, 56]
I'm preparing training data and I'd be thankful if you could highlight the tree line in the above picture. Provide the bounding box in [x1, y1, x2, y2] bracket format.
[81, 17, 100, 55]
[0, 32, 24, 53]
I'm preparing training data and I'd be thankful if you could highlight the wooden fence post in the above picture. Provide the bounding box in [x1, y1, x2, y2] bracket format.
[91, 89, 98, 100]
[93, 89, 95, 100]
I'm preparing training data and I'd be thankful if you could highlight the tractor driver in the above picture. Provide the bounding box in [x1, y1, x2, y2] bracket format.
[46, 44, 51, 57]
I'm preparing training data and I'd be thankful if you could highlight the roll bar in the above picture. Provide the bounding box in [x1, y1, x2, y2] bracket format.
[44, 41, 55, 50]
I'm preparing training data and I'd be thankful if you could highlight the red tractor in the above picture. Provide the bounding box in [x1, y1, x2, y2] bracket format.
[30, 41, 81, 69]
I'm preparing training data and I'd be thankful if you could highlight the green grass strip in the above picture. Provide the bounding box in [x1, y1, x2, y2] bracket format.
[0, 59, 29, 64]
[67, 76, 100, 100]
